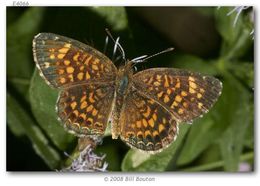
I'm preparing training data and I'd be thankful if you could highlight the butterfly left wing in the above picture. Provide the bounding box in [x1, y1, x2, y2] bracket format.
[120, 88, 178, 153]
[33, 33, 117, 89]
[133, 68, 222, 123]
[57, 83, 115, 137]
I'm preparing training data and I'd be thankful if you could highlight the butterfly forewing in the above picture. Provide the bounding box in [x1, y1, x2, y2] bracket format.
[57, 83, 115, 136]
[120, 88, 178, 152]
[133, 68, 222, 123]
[33, 33, 117, 88]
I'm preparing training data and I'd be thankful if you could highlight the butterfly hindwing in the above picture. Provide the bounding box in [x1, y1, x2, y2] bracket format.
[57, 83, 115, 137]
[120, 88, 178, 152]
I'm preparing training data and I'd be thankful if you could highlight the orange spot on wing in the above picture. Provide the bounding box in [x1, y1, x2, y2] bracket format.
[164, 75, 169, 87]
[188, 76, 195, 82]
[79, 113, 86, 120]
[152, 113, 157, 121]
[152, 131, 159, 137]
[197, 93, 202, 99]
[86, 71, 91, 80]
[92, 108, 98, 116]
[87, 117, 93, 124]
[157, 91, 163, 98]
[80, 95, 86, 102]
[143, 106, 151, 118]
[84, 55, 92, 65]
[189, 87, 196, 94]
[142, 119, 148, 128]
[175, 78, 180, 88]
[181, 91, 187, 97]
[86, 105, 93, 112]
[60, 77, 66, 84]
[58, 69, 64, 75]
[89, 92, 95, 103]
[73, 53, 80, 61]
[137, 131, 144, 138]
[70, 102, 77, 110]
[170, 101, 178, 108]
[58, 47, 69, 53]
[136, 120, 142, 128]
[50, 54, 55, 59]
[164, 95, 170, 103]
[58, 53, 65, 59]
[148, 118, 155, 128]
[66, 67, 74, 73]
[144, 130, 152, 137]
[64, 43, 71, 48]
[183, 102, 188, 108]
[73, 110, 79, 117]
[162, 118, 166, 124]
[159, 124, 165, 133]
[79, 65, 84, 71]
[198, 102, 203, 109]
[68, 74, 73, 82]
[189, 81, 197, 89]
[178, 108, 184, 114]
[77, 72, 84, 80]
[153, 81, 160, 86]
[92, 58, 100, 65]
[64, 60, 70, 66]
[156, 75, 162, 80]
[80, 101, 88, 109]
[92, 64, 99, 70]
[175, 95, 182, 102]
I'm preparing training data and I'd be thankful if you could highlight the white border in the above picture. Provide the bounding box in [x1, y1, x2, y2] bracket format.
[1, 0, 259, 186]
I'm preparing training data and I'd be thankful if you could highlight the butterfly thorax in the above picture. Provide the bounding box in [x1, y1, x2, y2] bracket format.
[111, 62, 134, 139]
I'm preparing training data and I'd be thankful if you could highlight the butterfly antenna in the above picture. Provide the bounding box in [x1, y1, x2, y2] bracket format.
[112, 37, 120, 61]
[132, 47, 174, 63]
[105, 28, 126, 61]
[103, 35, 109, 54]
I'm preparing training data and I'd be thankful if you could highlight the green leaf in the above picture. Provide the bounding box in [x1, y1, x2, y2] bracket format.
[215, 7, 253, 59]
[121, 125, 190, 171]
[89, 7, 128, 31]
[176, 114, 217, 166]
[29, 70, 76, 151]
[7, 93, 60, 169]
[243, 104, 254, 149]
[7, 7, 45, 82]
[7, 7, 46, 107]
[215, 7, 243, 45]
[171, 54, 218, 75]
[227, 61, 254, 88]
[216, 71, 251, 171]
[7, 101, 25, 137]
[181, 152, 253, 171]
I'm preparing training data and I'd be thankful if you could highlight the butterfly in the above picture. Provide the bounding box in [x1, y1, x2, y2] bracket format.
[32, 32, 222, 153]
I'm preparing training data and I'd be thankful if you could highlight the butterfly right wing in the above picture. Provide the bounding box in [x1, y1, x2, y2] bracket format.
[133, 68, 222, 123]
[120, 88, 178, 153]
[33, 33, 117, 89]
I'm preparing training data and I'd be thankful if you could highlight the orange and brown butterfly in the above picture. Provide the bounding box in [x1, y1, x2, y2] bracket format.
[32, 32, 222, 153]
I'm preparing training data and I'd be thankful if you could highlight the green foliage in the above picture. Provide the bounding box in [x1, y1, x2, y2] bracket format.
[7, 7, 254, 171]
[29, 71, 75, 150]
